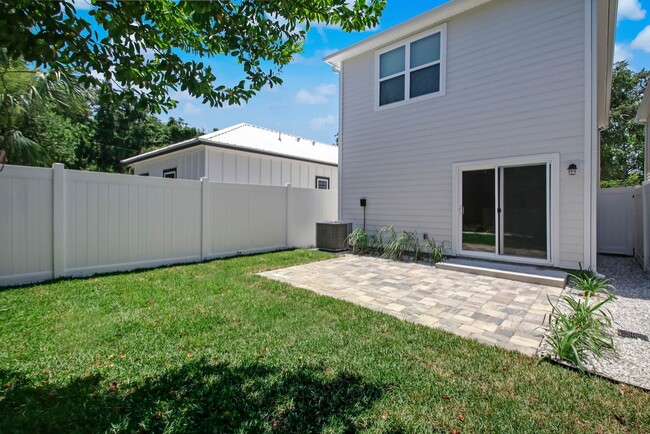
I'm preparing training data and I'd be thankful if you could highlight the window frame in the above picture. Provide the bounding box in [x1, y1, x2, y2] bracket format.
[315, 176, 330, 190]
[162, 168, 177, 179]
[375, 24, 447, 111]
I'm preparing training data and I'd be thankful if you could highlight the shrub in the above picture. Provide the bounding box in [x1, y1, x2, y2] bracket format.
[424, 238, 448, 264]
[345, 228, 369, 254]
[346, 225, 449, 265]
[545, 287, 616, 370]
[570, 268, 616, 299]
[383, 229, 419, 261]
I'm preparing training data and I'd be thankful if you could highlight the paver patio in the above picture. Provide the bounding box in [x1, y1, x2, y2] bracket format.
[260, 255, 564, 355]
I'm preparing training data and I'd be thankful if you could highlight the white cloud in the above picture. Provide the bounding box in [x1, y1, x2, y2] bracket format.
[631, 25, 650, 52]
[614, 43, 633, 62]
[294, 84, 337, 105]
[309, 114, 336, 130]
[170, 89, 196, 102]
[292, 48, 339, 66]
[295, 89, 328, 105]
[618, 0, 646, 20]
[183, 102, 203, 116]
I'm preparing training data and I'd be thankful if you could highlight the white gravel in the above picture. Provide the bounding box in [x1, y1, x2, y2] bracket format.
[538, 255, 650, 390]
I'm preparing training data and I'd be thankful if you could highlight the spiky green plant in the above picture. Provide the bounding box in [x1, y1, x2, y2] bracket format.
[545, 292, 616, 370]
[570, 272, 616, 299]
[368, 233, 384, 255]
[383, 229, 419, 261]
[425, 238, 448, 264]
[345, 228, 369, 254]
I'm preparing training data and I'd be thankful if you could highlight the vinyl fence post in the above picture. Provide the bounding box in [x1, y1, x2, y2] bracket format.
[641, 181, 650, 271]
[52, 163, 66, 278]
[286, 183, 292, 248]
[200, 177, 209, 261]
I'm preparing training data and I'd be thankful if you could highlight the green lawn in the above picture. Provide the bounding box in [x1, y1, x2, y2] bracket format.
[1, 250, 648, 433]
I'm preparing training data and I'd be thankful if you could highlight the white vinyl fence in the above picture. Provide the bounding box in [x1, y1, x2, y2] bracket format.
[597, 187, 635, 256]
[634, 182, 650, 271]
[0, 164, 337, 286]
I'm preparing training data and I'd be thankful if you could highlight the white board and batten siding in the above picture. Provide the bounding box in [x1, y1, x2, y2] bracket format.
[339, 0, 588, 269]
[131, 146, 205, 180]
[131, 146, 338, 190]
[0, 164, 338, 287]
[204, 147, 338, 189]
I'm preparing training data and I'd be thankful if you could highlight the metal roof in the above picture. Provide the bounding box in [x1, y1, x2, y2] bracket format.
[122, 123, 338, 166]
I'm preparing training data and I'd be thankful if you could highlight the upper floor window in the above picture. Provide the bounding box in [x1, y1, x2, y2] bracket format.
[377, 25, 446, 109]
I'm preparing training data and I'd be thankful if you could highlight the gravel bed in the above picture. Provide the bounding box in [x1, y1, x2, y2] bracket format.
[538, 255, 650, 391]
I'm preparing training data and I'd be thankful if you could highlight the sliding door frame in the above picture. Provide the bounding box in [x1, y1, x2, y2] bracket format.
[451, 153, 560, 267]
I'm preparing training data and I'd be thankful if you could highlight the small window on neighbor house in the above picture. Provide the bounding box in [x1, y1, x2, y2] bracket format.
[315, 176, 330, 190]
[140, 173, 149, 176]
[378, 26, 445, 108]
[163, 168, 177, 179]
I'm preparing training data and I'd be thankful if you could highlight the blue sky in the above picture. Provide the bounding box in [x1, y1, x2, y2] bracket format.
[74, 0, 650, 144]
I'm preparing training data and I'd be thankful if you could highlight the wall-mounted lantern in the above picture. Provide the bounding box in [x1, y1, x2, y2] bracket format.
[568, 163, 577, 176]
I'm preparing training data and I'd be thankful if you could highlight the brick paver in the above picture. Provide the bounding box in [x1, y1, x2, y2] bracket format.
[259, 255, 564, 355]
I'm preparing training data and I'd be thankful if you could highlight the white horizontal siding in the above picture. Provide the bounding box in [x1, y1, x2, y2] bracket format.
[340, 0, 586, 268]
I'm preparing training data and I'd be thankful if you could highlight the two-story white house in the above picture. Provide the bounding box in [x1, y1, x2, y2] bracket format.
[325, 0, 616, 270]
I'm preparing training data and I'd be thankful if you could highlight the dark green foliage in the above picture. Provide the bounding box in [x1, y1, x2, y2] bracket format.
[2, 64, 205, 170]
[600, 61, 650, 187]
[1, 250, 649, 432]
[0, 51, 86, 165]
[89, 88, 176, 173]
[0, 0, 386, 114]
[166, 117, 205, 146]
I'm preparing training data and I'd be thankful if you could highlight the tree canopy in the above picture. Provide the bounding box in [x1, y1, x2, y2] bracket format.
[0, 0, 385, 113]
[600, 61, 649, 187]
[1, 57, 205, 170]
[0, 49, 86, 165]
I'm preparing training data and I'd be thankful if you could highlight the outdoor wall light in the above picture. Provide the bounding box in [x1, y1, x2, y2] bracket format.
[568, 163, 577, 176]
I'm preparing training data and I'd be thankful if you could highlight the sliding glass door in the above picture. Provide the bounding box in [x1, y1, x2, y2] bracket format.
[460, 162, 550, 262]
[501, 164, 548, 259]
[462, 169, 496, 253]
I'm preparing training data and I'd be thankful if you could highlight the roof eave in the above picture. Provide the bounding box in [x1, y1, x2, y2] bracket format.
[597, 0, 618, 129]
[122, 138, 338, 167]
[636, 86, 650, 123]
[120, 138, 202, 165]
[323, 0, 493, 68]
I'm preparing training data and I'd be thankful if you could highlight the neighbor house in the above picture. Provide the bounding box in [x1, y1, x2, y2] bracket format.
[122, 123, 338, 190]
[635, 83, 650, 183]
[325, 0, 616, 270]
